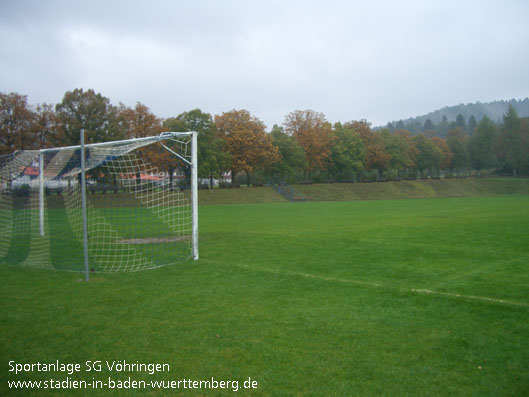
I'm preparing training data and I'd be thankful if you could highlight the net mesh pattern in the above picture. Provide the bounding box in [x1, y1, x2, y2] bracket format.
[0, 134, 193, 272]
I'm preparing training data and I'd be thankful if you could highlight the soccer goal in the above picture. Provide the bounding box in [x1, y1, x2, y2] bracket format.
[0, 131, 198, 278]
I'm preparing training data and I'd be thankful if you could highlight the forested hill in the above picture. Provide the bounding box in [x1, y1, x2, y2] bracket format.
[385, 98, 529, 132]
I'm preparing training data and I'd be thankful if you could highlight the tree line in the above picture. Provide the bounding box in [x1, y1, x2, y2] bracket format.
[385, 98, 529, 136]
[1, 88, 529, 187]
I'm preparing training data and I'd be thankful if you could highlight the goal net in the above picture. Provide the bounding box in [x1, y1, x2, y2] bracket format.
[0, 132, 198, 274]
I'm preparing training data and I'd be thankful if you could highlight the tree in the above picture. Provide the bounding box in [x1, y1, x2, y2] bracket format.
[55, 88, 124, 146]
[495, 105, 524, 176]
[437, 115, 450, 137]
[394, 129, 419, 176]
[349, 120, 390, 180]
[117, 102, 173, 187]
[468, 116, 497, 173]
[423, 119, 435, 132]
[446, 128, 470, 175]
[381, 129, 415, 179]
[518, 118, 529, 175]
[0, 92, 36, 154]
[269, 125, 306, 182]
[165, 109, 230, 188]
[120, 102, 164, 139]
[412, 134, 443, 177]
[215, 109, 280, 185]
[502, 104, 521, 133]
[468, 115, 477, 133]
[283, 110, 334, 180]
[33, 103, 60, 148]
[424, 129, 437, 138]
[328, 123, 364, 181]
[456, 114, 467, 132]
[431, 137, 453, 174]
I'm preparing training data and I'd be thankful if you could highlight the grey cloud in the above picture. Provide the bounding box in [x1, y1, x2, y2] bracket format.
[1, 0, 528, 128]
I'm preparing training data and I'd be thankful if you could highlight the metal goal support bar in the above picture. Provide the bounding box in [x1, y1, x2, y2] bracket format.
[37, 131, 199, 279]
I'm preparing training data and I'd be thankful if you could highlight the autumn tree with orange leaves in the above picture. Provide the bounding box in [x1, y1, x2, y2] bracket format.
[215, 109, 280, 186]
[432, 136, 453, 174]
[33, 103, 60, 149]
[120, 102, 165, 139]
[1, 92, 61, 154]
[283, 110, 334, 180]
[118, 102, 182, 188]
[0, 92, 37, 154]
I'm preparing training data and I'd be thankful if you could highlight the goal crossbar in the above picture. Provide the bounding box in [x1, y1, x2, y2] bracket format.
[39, 131, 193, 155]
[1, 131, 199, 277]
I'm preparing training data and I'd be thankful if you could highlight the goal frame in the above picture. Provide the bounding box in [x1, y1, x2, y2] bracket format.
[35, 130, 199, 279]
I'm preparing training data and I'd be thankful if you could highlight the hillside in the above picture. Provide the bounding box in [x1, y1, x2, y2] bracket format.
[385, 98, 529, 130]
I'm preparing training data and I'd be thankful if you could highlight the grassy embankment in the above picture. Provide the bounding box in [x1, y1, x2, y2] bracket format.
[198, 177, 529, 205]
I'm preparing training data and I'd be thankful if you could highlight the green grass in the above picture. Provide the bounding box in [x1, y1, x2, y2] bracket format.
[1, 196, 529, 395]
[198, 186, 287, 205]
[1, 204, 191, 272]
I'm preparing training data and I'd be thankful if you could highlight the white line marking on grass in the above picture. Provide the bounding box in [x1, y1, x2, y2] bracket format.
[409, 288, 529, 307]
[233, 264, 529, 308]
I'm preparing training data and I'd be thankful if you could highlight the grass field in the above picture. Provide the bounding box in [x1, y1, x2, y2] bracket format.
[1, 195, 529, 395]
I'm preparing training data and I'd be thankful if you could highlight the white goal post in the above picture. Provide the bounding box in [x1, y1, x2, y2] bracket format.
[0, 131, 198, 279]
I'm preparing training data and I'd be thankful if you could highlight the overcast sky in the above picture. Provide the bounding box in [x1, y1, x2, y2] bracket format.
[1, 0, 528, 128]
